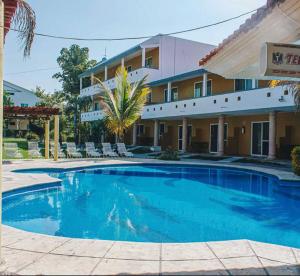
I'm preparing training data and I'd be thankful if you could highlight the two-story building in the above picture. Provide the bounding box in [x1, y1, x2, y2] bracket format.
[79, 32, 298, 159]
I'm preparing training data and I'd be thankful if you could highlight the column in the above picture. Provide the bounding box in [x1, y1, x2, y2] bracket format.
[44, 120, 50, 159]
[104, 66, 108, 81]
[252, 79, 257, 89]
[202, 73, 208, 97]
[167, 82, 172, 102]
[268, 111, 277, 160]
[218, 115, 224, 156]
[154, 120, 159, 147]
[91, 73, 94, 85]
[182, 118, 188, 153]
[132, 123, 137, 146]
[142, 48, 146, 67]
[54, 115, 59, 161]
[80, 78, 83, 90]
[121, 58, 125, 68]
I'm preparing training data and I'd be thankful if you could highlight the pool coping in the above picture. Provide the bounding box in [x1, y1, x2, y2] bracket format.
[1, 158, 300, 275]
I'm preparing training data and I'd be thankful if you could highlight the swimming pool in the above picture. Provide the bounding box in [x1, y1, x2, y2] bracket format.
[3, 164, 300, 248]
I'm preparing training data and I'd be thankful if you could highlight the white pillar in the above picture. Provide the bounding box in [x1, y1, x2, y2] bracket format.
[121, 58, 125, 68]
[80, 78, 83, 90]
[91, 73, 94, 85]
[132, 123, 137, 146]
[154, 120, 159, 147]
[167, 82, 172, 102]
[268, 111, 277, 160]
[54, 115, 59, 161]
[142, 48, 146, 67]
[104, 66, 108, 81]
[182, 118, 188, 153]
[202, 73, 208, 97]
[252, 79, 257, 89]
[218, 115, 224, 156]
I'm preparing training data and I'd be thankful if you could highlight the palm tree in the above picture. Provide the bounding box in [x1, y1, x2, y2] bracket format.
[97, 67, 150, 142]
[4, 0, 36, 56]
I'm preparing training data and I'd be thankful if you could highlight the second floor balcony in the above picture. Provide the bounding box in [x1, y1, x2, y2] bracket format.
[81, 110, 104, 122]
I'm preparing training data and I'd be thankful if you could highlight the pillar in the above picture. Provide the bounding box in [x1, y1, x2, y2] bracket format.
[54, 115, 59, 161]
[0, 0, 4, 259]
[80, 78, 83, 90]
[268, 111, 277, 160]
[218, 115, 224, 156]
[132, 123, 137, 146]
[167, 82, 172, 102]
[121, 58, 125, 68]
[142, 48, 146, 67]
[202, 73, 208, 97]
[91, 73, 94, 85]
[154, 120, 159, 147]
[104, 66, 108, 81]
[44, 120, 50, 159]
[182, 118, 188, 152]
[252, 79, 257, 89]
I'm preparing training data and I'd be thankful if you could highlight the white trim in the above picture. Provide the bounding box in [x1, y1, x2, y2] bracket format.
[194, 79, 212, 98]
[250, 121, 269, 156]
[209, 123, 228, 153]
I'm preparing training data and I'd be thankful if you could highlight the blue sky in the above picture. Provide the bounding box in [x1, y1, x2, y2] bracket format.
[4, 0, 266, 92]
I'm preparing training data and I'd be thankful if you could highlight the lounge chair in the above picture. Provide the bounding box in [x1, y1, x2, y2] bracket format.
[85, 142, 102, 158]
[116, 143, 134, 157]
[66, 142, 83, 158]
[50, 142, 66, 158]
[101, 143, 118, 157]
[28, 141, 42, 158]
[3, 143, 23, 159]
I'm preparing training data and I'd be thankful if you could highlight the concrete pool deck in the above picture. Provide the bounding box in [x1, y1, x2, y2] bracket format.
[1, 158, 300, 275]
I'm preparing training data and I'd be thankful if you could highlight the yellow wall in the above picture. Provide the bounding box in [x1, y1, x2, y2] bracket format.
[146, 48, 159, 69]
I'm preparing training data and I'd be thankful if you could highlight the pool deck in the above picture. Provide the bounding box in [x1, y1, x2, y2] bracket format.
[1, 158, 300, 275]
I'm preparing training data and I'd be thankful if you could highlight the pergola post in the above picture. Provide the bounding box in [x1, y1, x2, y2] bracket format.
[44, 120, 50, 159]
[54, 115, 59, 161]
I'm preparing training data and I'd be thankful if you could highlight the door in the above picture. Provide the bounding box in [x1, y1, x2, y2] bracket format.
[210, 124, 228, 153]
[178, 125, 192, 151]
[251, 122, 269, 156]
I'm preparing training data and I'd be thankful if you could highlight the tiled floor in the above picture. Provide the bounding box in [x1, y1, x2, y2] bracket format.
[0, 159, 299, 275]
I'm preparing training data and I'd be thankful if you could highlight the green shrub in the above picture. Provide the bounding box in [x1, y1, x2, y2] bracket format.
[158, 147, 180, 161]
[291, 146, 300, 176]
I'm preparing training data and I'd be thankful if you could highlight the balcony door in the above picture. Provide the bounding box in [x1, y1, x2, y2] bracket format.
[178, 125, 192, 151]
[210, 124, 228, 153]
[251, 122, 269, 156]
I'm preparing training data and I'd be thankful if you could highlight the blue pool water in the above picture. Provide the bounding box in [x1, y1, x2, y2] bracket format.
[3, 164, 300, 247]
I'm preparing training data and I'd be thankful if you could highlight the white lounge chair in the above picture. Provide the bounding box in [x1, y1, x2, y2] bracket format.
[101, 143, 118, 157]
[117, 143, 134, 157]
[50, 142, 66, 158]
[66, 142, 83, 158]
[28, 141, 42, 158]
[3, 143, 23, 159]
[85, 142, 102, 158]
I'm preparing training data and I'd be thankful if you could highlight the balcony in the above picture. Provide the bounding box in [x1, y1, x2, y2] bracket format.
[81, 110, 103, 122]
[141, 86, 295, 120]
[80, 67, 160, 97]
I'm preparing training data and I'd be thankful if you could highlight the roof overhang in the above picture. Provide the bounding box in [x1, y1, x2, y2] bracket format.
[199, 0, 300, 80]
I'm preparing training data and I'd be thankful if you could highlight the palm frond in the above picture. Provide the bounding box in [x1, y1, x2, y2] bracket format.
[11, 0, 36, 56]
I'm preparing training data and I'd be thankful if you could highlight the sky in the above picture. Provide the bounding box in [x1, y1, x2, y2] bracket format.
[4, 0, 266, 92]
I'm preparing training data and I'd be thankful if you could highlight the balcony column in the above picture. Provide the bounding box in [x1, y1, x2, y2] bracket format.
[80, 78, 83, 90]
[91, 73, 94, 85]
[268, 111, 277, 160]
[142, 48, 146, 67]
[167, 82, 172, 102]
[154, 120, 159, 147]
[182, 118, 188, 153]
[202, 73, 208, 96]
[252, 79, 257, 89]
[132, 123, 137, 146]
[121, 58, 125, 68]
[217, 115, 225, 156]
[104, 66, 108, 81]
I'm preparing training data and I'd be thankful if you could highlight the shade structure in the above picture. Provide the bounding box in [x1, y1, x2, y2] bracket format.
[4, 0, 17, 37]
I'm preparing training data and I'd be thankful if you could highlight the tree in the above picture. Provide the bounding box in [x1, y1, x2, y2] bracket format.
[3, 90, 13, 106]
[53, 45, 96, 142]
[98, 67, 150, 142]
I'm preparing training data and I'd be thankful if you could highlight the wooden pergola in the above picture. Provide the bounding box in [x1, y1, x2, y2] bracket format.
[4, 106, 61, 161]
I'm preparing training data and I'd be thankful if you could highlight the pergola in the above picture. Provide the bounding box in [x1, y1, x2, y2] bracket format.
[4, 106, 61, 161]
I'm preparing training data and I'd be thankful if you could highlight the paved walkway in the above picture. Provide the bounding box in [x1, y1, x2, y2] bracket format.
[1, 158, 300, 275]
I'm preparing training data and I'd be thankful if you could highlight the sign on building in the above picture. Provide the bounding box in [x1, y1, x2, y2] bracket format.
[260, 42, 300, 78]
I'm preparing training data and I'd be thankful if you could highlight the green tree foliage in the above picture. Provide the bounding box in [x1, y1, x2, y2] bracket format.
[4, 90, 13, 106]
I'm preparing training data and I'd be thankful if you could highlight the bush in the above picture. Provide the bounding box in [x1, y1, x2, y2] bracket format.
[291, 146, 300, 176]
[158, 147, 180, 161]
[25, 132, 39, 141]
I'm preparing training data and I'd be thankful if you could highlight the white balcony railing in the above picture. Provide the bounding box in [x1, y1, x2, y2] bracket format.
[81, 110, 103, 122]
[80, 67, 160, 97]
[141, 86, 295, 120]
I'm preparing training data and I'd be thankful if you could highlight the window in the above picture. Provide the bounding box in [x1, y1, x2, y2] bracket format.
[235, 79, 253, 91]
[137, 124, 144, 136]
[194, 80, 212, 98]
[146, 92, 152, 103]
[126, 65, 132, 72]
[159, 123, 165, 136]
[145, 57, 153, 68]
[164, 87, 178, 102]
[21, 103, 28, 107]
[94, 102, 100, 111]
